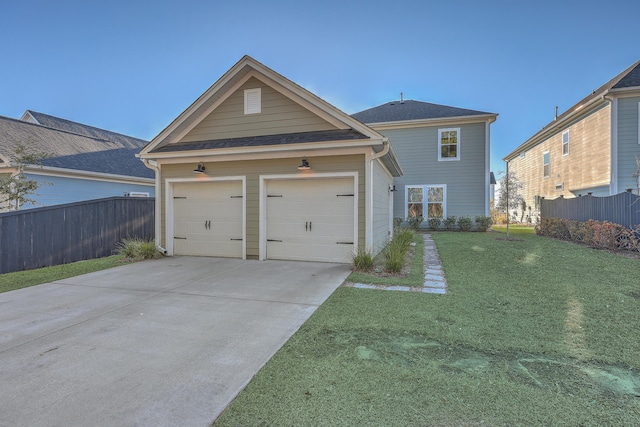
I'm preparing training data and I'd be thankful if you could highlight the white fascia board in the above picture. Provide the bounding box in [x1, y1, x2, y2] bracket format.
[367, 114, 498, 131]
[25, 165, 155, 185]
[153, 145, 372, 166]
[140, 138, 382, 161]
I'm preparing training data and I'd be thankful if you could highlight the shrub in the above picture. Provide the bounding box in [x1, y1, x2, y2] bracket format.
[475, 216, 493, 232]
[393, 228, 415, 248]
[393, 217, 404, 230]
[427, 217, 442, 230]
[457, 216, 473, 231]
[406, 216, 423, 230]
[351, 247, 375, 272]
[443, 216, 457, 231]
[536, 218, 639, 253]
[115, 238, 162, 260]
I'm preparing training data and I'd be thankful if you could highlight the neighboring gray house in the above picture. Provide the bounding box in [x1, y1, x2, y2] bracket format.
[0, 111, 154, 210]
[352, 100, 497, 224]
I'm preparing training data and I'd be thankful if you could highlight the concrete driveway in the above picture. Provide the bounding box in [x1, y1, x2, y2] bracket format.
[0, 257, 351, 427]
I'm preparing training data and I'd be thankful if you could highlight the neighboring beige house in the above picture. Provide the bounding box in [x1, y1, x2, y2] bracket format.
[139, 55, 401, 263]
[504, 59, 640, 220]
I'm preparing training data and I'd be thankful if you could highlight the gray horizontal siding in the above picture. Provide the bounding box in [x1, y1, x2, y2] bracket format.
[617, 97, 640, 193]
[380, 122, 488, 219]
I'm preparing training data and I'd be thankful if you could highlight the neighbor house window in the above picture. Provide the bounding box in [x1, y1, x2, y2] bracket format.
[406, 185, 445, 219]
[438, 128, 460, 161]
[244, 88, 261, 114]
[543, 151, 550, 178]
[562, 130, 570, 155]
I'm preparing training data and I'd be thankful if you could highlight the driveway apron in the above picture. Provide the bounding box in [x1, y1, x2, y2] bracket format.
[0, 257, 351, 427]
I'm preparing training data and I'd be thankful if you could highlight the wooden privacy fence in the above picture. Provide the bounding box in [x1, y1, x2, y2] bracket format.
[0, 197, 155, 274]
[540, 192, 640, 227]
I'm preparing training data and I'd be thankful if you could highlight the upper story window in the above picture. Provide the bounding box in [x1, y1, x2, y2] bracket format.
[562, 130, 570, 155]
[244, 88, 261, 114]
[438, 128, 460, 161]
[543, 151, 550, 178]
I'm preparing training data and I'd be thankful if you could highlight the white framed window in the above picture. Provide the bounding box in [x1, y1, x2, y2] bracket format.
[562, 130, 570, 155]
[405, 185, 446, 219]
[637, 102, 640, 144]
[438, 128, 460, 161]
[543, 151, 550, 178]
[244, 88, 261, 114]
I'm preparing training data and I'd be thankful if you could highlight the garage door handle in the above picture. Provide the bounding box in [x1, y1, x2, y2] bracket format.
[267, 239, 282, 242]
[336, 242, 353, 245]
[309, 221, 312, 231]
[205, 220, 211, 229]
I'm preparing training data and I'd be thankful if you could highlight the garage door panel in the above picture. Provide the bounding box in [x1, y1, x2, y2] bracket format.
[172, 181, 243, 258]
[265, 178, 355, 263]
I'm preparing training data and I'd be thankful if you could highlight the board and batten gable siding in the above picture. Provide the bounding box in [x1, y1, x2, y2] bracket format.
[371, 158, 393, 253]
[616, 97, 640, 193]
[159, 154, 366, 259]
[179, 77, 338, 143]
[509, 103, 611, 212]
[379, 122, 487, 219]
[21, 174, 154, 209]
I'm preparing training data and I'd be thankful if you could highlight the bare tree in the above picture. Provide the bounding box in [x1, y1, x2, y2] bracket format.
[496, 165, 524, 237]
[0, 143, 49, 210]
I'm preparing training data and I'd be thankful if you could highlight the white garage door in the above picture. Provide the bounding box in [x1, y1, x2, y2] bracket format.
[172, 180, 243, 257]
[266, 178, 355, 263]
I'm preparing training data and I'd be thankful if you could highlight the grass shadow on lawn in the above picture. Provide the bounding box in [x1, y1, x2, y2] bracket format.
[214, 231, 640, 426]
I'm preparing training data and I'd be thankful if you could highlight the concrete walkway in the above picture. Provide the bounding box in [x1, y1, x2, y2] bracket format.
[350, 234, 447, 294]
[0, 257, 351, 427]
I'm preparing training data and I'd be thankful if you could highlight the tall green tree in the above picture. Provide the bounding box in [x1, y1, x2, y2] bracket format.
[0, 143, 49, 210]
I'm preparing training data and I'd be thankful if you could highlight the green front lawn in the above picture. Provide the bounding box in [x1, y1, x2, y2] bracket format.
[0, 255, 126, 294]
[214, 231, 640, 426]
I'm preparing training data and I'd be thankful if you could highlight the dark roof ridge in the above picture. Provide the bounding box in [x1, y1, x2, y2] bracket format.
[1, 114, 121, 146]
[25, 110, 148, 147]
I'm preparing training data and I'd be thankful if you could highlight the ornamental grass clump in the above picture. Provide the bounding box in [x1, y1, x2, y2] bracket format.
[351, 247, 375, 272]
[115, 238, 162, 260]
[384, 229, 414, 273]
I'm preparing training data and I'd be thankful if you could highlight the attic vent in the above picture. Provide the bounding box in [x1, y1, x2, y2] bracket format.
[244, 88, 261, 114]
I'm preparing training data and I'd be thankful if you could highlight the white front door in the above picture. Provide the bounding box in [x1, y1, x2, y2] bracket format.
[265, 178, 355, 263]
[172, 180, 243, 257]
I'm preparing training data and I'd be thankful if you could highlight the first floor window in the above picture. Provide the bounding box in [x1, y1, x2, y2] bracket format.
[406, 185, 445, 219]
[543, 151, 550, 178]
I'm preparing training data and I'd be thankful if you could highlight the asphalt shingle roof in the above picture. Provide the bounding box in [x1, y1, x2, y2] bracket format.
[0, 115, 152, 179]
[351, 100, 494, 124]
[26, 111, 147, 149]
[151, 129, 369, 153]
[612, 61, 640, 89]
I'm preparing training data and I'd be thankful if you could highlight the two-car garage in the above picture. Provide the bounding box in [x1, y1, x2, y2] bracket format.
[169, 175, 357, 263]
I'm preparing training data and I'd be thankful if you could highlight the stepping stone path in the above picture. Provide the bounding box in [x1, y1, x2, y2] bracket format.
[421, 234, 447, 294]
[350, 234, 447, 294]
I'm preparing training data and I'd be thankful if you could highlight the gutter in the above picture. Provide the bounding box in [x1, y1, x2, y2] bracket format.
[504, 93, 611, 162]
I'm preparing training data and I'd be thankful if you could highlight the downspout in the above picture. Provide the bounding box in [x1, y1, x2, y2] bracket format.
[603, 93, 617, 195]
[368, 138, 391, 252]
[142, 159, 166, 254]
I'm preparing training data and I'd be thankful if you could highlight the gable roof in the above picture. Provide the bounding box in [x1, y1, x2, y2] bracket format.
[141, 55, 388, 156]
[0, 115, 152, 179]
[351, 100, 496, 125]
[22, 110, 147, 149]
[505, 59, 640, 161]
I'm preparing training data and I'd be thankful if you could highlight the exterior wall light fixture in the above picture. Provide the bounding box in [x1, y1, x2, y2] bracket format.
[193, 163, 206, 174]
[297, 159, 311, 170]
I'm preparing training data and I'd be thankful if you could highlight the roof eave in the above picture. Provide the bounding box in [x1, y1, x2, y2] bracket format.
[365, 113, 498, 130]
[503, 95, 609, 162]
[140, 137, 383, 160]
[25, 165, 155, 184]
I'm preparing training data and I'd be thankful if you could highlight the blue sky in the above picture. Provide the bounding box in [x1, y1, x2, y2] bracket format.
[1, 0, 639, 172]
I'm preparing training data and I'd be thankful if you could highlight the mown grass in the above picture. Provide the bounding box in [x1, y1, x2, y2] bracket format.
[214, 230, 640, 426]
[0, 255, 127, 294]
[492, 224, 536, 234]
